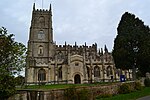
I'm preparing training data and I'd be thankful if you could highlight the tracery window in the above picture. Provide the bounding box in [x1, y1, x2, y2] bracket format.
[58, 67, 62, 79]
[94, 66, 100, 77]
[86, 66, 90, 78]
[57, 51, 64, 59]
[107, 66, 113, 77]
[38, 69, 46, 81]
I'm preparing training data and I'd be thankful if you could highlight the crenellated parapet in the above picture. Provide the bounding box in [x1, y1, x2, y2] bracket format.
[52, 42, 113, 66]
[55, 43, 97, 54]
[32, 3, 51, 14]
[33, 9, 50, 14]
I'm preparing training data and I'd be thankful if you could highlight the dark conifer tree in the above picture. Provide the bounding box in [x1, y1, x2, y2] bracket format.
[112, 12, 150, 77]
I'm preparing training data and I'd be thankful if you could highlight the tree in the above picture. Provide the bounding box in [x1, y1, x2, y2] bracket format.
[15, 75, 25, 86]
[112, 12, 150, 78]
[0, 27, 26, 99]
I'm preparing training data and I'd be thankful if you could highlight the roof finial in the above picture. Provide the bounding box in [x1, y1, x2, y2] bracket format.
[104, 45, 108, 53]
[85, 42, 86, 46]
[49, 3, 52, 11]
[65, 41, 67, 46]
[49, 3, 52, 15]
[33, 3, 35, 10]
[75, 42, 77, 47]
[98, 49, 101, 55]
[101, 48, 103, 55]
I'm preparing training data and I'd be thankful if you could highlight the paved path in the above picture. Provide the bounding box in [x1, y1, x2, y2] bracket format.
[137, 95, 150, 100]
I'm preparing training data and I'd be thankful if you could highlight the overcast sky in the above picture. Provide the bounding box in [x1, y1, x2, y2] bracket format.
[1, 0, 150, 51]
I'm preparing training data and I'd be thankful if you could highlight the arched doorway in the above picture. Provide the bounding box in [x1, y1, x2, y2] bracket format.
[74, 74, 81, 84]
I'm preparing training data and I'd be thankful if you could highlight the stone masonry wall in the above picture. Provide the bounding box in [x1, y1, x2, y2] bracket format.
[9, 82, 133, 100]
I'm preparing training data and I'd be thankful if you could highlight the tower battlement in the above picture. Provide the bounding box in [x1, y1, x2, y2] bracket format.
[34, 9, 50, 13]
[55, 43, 97, 52]
[32, 3, 52, 14]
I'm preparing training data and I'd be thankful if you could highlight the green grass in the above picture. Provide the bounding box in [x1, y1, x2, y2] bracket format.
[23, 84, 88, 90]
[96, 87, 150, 100]
[18, 82, 118, 90]
[19, 83, 97, 90]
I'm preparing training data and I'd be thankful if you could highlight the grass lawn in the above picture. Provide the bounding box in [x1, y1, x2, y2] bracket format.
[19, 82, 117, 90]
[22, 84, 88, 90]
[96, 87, 150, 100]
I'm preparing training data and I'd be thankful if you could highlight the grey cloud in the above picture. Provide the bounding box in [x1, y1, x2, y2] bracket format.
[0, 0, 150, 51]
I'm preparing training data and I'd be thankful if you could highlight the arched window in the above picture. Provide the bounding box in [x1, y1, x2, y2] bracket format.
[107, 66, 113, 77]
[94, 66, 100, 77]
[86, 66, 90, 78]
[38, 69, 46, 81]
[57, 51, 63, 59]
[58, 67, 62, 80]
[38, 45, 43, 55]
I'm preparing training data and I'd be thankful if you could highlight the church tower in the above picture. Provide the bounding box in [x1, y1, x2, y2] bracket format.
[26, 3, 54, 83]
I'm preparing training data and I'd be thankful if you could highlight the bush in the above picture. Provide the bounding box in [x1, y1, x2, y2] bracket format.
[64, 86, 90, 100]
[96, 93, 112, 99]
[0, 74, 16, 99]
[118, 83, 132, 94]
[144, 78, 150, 87]
[134, 82, 142, 90]
[77, 89, 89, 100]
[64, 86, 78, 100]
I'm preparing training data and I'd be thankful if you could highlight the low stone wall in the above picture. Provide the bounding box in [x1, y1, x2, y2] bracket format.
[9, 82, 132, 100]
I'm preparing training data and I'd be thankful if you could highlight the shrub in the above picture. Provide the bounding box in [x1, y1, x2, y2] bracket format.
[134, 82, 142, 90]
[96, 93, 112, 99]
[64, 86, 78, 100]
[118, 83, 132, 94]
[144, 78, 150, 87]
[77, 89, 89, 100]
[64, 86, 90, 100]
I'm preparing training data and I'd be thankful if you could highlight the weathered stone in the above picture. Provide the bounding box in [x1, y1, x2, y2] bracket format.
[9, 82, 137, 100]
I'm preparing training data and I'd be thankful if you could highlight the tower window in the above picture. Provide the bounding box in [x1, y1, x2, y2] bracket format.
[38, 30, 45, 39]
[38, 45, 44, 55]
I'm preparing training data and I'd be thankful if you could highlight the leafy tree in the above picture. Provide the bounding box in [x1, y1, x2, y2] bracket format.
[0, 27, 26, 99]
[0, 74, 16, 99]
[112, 12, 150, 77]
[15, 75, 25, 86]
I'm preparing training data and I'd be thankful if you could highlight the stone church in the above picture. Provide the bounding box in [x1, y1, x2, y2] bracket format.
[25, 4, 132, 84]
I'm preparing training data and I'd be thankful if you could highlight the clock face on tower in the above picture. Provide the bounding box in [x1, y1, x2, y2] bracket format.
[38, 30, 45, 39]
